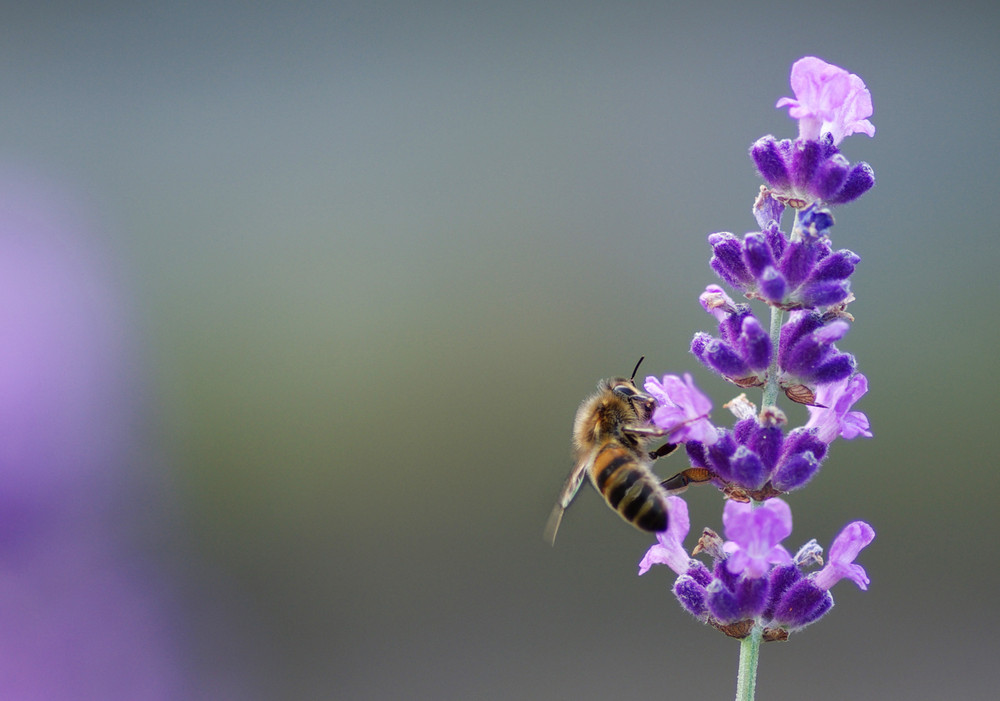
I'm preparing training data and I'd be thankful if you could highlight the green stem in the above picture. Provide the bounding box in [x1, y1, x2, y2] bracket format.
[760, 303, 784, 409]
[734, 622, 763, 701]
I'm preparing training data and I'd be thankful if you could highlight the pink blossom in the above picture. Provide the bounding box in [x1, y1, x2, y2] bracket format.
[805, 373, 873, 444]
[643, 373, 718, 445]
[776, 56, 875, 145]
[638, 496, 691, 576]
[813, 521, 875, 591]
[722, 498, 793, 578]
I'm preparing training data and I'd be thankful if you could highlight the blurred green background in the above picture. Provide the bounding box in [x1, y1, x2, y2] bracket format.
[1, 1, 997, 698]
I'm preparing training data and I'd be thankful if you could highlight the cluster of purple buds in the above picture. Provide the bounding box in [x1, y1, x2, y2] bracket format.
[750, 134, 874, 208]
[645, 370, 869, 497]
[708, 204, 861, 311]
[639, 497, 874, 638]
[691, 285, 856, 396]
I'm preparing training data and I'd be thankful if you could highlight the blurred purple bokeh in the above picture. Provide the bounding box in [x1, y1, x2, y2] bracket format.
[0, 173, 183, 699]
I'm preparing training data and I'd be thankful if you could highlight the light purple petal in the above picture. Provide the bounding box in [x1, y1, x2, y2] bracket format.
[722, 498, 793, 578]
[839, 411, 872, 440]
[805, 373, 872, 443]
[643, 373, 718, 445]
[813, 521, 875, 590]
[776, 57, 875, 145]
[638, 496, 691, 576]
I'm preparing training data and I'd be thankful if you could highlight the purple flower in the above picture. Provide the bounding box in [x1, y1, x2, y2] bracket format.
[775, 56, 875, 145]
[805, 373, 873, 443]
[638, 496, 692, 576]
[767, 522, 874, 630]
[813, 521, 875, 591]
[722, 498, 793, 578]
[643, 373, 718, 445]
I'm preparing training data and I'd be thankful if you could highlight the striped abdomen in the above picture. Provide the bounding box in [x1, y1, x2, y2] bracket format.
[589, 443, 669, 533]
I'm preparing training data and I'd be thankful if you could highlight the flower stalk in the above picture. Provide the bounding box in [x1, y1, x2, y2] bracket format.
[736, 624, 762, 701]
[761, 304, 784, 409]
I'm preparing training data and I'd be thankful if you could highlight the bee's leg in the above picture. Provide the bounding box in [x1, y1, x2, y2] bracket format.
[661, 467, 714, 493]
[648, 442, 679, 461]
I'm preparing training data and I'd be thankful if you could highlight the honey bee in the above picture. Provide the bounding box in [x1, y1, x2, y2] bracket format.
[544, 358, 683, 545]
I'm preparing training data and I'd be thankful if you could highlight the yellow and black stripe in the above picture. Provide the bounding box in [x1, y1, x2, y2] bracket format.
[589, 444, 668, 533]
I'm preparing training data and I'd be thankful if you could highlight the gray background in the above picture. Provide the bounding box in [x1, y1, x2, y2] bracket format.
[2, 1, 997, 698]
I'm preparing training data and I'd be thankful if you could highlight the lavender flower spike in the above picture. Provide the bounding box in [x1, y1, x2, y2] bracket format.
[813, 521, 875, 590]
[776, 56, 875, 145]
[722, 498, 794, 578]
[639, 496, 693, 576]
[644, 373, 718, 445]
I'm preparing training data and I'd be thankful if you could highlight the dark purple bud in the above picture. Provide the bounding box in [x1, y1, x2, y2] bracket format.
[738, 316, 772, 371]
[747, 422, 783, 471]
[827, 162, 875, 205]
[714, 559, 740, 591]
[763, 221, 786, 260]
[771, 579, 833, 629]
[731, 446, 768, 490]
[750, 136, 791, 189]
[772, 451, 821, 491]
[783, 319, 849, 378]
[800, 279, 852, 307]
[763, 564, 803, 620]
[704, 339, 750, 378]
[743, 232, 775, 277]
[809, 249, 860, 282]
[707, 432, 737, 482]
[674, 575, 709, 618]
[783, 336, 826, 377]
[720, 304, 753, 344]
[778, 240, 818, 290]
[707, 583, 742, 624]
[790, 139, 822, 190]
[759, 267, 788, 303]
[732, 416, 756, 445]
[812, 154, 850, 201]
[709, 232, 753, 288]
[811, 353, 856, 384]
[688, 561, 714, 587]
[735, 574, 771, 619]
[778, 312, 824, 367]
[690, 332, 711, 363]
[685, 441, 709, 468]
[781, 427, 828, 463]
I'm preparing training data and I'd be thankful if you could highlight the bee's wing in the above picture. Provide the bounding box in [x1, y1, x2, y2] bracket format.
[543, 452, 594, 546]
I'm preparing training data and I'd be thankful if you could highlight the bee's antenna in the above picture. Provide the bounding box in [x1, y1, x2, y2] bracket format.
[630, 356, 645, 382]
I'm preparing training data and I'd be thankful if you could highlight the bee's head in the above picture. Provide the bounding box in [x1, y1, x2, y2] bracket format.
[607, 377, 656, 423]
